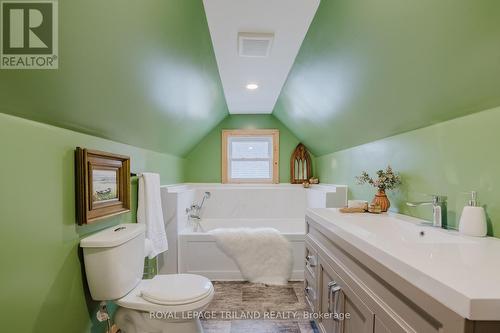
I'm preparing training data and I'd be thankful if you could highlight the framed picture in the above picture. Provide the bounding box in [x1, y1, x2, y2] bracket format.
[75, 148, 131, 225]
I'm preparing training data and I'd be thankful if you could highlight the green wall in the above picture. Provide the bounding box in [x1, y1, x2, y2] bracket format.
[274, 0, 500, 156]
[0, 0, 228, 156]
[185, 114, 307, 183]
[0, 113, 184, 333]
[315, 106, 500, 237]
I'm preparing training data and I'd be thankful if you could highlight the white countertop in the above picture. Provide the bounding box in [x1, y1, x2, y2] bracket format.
[306, 208, 500, 320]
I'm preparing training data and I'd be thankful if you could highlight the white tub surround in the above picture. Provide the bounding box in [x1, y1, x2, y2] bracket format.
[167, 183, 348, 221]
[165, 183, 347, 280]
[158, 186, 196, 274]
[179, 218, 304, 280]
[306, 208, 500, 332]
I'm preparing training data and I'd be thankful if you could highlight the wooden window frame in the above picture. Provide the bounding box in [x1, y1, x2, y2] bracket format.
[221, 129, 279, 184]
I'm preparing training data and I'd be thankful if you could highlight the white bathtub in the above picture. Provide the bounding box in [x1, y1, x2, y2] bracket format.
[160, 183, 347, 279]
[178, 218, 306, 281]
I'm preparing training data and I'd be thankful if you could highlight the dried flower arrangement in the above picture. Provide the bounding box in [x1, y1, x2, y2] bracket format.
[355, 165, 402, 191]
[355, 166, 402, 212]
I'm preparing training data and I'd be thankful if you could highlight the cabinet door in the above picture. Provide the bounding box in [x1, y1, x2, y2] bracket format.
[317, 255, 374, 333]
[317, 257, 337, 333]
[374, 317, 391, 333]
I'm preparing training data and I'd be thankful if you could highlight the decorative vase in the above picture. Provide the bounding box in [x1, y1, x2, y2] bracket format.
[372, 189, 390, 212]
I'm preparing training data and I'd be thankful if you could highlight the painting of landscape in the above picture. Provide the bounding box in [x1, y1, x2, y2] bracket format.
[92, 169, 118, 202]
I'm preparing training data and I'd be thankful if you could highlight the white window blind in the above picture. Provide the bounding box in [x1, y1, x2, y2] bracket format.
[228, 136, 273, 181]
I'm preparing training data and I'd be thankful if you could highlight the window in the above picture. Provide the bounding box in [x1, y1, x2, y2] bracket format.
[222, 129, 279, 183]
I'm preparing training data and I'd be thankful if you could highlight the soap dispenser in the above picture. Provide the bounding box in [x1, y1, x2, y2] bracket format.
[458, 191, 487, 237]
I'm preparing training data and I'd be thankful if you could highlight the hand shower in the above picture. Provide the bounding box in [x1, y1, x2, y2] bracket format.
[186, 191, 211, 220]
[199, 191, 211, 210]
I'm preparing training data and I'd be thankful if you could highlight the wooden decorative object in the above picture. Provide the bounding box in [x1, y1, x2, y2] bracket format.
[372, 189, 390, 212]
[339, 207, 366, 214]
[290, 143, 312, 184]
[75, 148, 131, 225]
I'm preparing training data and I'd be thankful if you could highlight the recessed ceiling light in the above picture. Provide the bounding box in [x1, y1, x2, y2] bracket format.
[246, 83, 259, 90]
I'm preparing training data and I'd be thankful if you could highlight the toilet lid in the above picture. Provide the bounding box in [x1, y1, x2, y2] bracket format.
[141, 274, 213, 305]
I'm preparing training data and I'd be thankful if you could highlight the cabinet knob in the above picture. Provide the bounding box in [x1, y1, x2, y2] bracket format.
[305, 255, 317, 267]
[305, 286, 316, 301]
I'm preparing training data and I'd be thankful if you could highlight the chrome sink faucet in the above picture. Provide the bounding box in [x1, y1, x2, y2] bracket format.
[186, 192, 211, 220]
[406, 195, 447, 228]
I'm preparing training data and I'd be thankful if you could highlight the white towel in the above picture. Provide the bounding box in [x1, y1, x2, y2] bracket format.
[137, 172, 168, 259]
[209, 228, 293, 285]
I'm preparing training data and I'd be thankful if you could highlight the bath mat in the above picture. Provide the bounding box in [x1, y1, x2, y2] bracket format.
[209, 228, 293, 285]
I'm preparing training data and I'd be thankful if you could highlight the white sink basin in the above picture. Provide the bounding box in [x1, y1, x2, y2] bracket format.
[314, 211, 477, 244]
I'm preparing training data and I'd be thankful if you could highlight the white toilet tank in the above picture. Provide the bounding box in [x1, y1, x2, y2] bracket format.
[80, 223, 145, 301]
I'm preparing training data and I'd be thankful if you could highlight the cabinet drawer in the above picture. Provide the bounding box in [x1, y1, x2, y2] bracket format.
[305, 237, 318, 278]
[304, 276, 317, 312]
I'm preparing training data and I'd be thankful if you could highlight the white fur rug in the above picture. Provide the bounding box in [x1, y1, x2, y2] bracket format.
[208, 228, 293, 285]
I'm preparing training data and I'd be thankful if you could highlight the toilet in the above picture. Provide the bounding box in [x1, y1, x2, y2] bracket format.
[80, 223, 214, 333]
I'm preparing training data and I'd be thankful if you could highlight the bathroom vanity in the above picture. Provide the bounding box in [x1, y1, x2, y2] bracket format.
[305, 209, 500, 333]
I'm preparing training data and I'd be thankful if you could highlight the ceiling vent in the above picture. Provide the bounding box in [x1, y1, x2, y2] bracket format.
[238, 32, 274, 58]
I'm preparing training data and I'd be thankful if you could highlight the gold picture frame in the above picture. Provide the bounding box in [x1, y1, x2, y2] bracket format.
[75, 148, 131, 225]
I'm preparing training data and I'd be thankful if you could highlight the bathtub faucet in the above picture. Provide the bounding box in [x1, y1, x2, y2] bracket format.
[186, 192, 211, 220]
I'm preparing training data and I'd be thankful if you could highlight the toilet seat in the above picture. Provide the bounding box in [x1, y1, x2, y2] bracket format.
[115, 274, 214, 313]
[141, 274, 213, 305]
